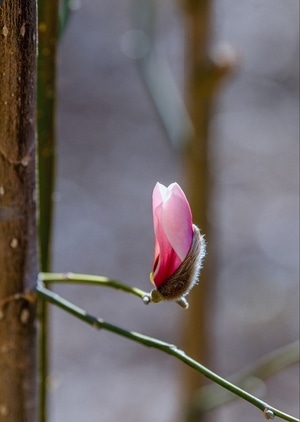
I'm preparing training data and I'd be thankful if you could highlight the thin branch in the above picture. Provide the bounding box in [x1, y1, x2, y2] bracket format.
[37, 3, 59, 420]
[39, 272, 148, 299]
[131, 0, 193, 150]
[37, 0, 59, 272]
[36, 282, 299, 422]
[189, 340, 299, 414]
[59, 0, 73, 36]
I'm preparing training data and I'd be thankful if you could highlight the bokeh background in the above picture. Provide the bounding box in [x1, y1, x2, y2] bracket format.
[49, 0, 299, 421]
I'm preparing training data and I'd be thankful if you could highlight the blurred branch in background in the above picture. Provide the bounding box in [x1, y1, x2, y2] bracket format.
[180, 1, 236, 419]
[188, 340, 299, 418]
[130, 0, 193, 150]
[130, 1, 237, 419]
[59, 0, 75, 36]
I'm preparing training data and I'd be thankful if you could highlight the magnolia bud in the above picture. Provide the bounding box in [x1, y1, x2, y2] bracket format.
[145, 182, 206, 309]
[150, 225, 206, 308]
[151, 224, 206, 308]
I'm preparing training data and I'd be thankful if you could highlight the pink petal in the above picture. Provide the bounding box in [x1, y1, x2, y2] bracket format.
[151, 182, 193, 286]
[160, 183, 193, 260]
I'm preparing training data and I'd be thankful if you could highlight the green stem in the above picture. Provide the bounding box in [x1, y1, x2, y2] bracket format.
[37, 3, 59, 421]
[190, 340, 300, 413]
[36, 282, 299, 422]
[37, 1, 59, 272]
[39, 272, 148, 299]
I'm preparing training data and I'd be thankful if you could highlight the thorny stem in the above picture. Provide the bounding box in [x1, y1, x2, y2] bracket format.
[36, 282, 299, 422]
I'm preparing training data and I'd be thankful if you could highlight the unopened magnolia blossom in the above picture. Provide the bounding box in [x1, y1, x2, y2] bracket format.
[145, 182, 206, 309]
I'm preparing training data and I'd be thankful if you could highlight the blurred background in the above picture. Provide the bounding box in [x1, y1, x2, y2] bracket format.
[49, 0, 299, 421]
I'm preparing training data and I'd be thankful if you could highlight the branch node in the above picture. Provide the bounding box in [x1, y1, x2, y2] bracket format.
[264, 408, 275, 420]
[142, 295, 151, 305]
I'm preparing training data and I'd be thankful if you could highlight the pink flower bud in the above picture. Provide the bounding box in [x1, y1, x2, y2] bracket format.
[148, 182, 206, 308]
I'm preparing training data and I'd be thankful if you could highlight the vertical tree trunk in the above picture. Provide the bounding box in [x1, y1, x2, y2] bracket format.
[180, 1, 232, 420]
[0, 1, 38, 421]
[181, 0, 212, 385]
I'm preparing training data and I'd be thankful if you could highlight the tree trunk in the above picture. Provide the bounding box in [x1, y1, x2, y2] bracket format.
[180, 0, 232, 420]
[0, 1, 38, 421]
[181, 0, 213, 403]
